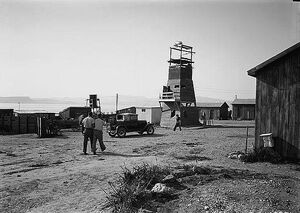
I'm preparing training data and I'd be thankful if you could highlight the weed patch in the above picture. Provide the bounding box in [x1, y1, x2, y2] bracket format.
[172, 154, 211, 161]
[103, 163, 273, 212]
[189, 147, 204, 154]
[240, 147, 282, 164]
[103, 163, 175, 212]
[102, 163, 275, 212]
[6, 152, 17, 157]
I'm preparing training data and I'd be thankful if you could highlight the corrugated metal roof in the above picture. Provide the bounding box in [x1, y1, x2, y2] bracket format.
[197, 102, 227, 108]
[231, 99, 255, 105]
[248, 42, 300, 77]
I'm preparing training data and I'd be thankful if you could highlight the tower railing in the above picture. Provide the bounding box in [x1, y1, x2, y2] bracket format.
[159, 91, 180, 101]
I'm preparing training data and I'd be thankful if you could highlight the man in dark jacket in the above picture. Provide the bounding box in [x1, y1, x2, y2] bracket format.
[81, 112, 95, 154]
[173, 114, 182, 131]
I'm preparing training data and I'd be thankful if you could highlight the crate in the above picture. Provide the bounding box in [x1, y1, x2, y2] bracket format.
[260, 133, 273, 147]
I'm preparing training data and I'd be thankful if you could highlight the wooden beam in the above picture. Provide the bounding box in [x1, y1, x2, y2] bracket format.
[170, 47, 195, 54]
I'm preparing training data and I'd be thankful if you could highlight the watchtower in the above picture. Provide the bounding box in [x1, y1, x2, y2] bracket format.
[159, 42, 199, 127]
[86, 94, 101, 114]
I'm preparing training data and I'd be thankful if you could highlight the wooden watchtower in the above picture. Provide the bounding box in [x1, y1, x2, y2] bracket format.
[159, 42, 199, 127]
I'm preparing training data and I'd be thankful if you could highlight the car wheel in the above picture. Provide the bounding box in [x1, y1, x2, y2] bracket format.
[146, 125, 154, 135]
[109, 132, 116, 137]
[117, 127, 126, 137]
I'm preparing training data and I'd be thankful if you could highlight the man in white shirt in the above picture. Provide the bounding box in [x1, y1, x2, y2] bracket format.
[82, 112, 95, 154]
[92, 113, 106, 155]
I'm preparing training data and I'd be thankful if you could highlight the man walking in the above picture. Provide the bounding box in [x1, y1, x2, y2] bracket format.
[173, 114, 182, 131]
[92, 113, 106, 155]
[78, 113, 86, 134]
[82, 112, 95, 155]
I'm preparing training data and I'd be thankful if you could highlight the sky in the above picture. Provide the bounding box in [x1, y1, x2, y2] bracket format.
[0, 0, 299, 101]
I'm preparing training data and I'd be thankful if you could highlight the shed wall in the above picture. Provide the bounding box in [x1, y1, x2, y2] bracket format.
[232, 105, 255, 120]
[255, 49, 300, 160]
[151, 108, 162, 124]
[160, 102, 198, 127]
[198, 108, 220, 120]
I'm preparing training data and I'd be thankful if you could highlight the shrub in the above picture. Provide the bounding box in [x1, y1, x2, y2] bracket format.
[240, 147, 282, 164]
[103, 163, 171, 212]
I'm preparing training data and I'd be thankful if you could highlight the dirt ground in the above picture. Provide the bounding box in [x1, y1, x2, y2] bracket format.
[1, 121, 300, 213]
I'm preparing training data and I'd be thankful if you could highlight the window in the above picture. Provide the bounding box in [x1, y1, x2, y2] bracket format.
[116, 115, 123, 120]
[237, 107, 240, 118]
[183, 110, 187, 117]
[210, 110, 214, 119]
[142, 109, 146, 112]
[130, 115, 138, 121]
[174, 85, 179, 88]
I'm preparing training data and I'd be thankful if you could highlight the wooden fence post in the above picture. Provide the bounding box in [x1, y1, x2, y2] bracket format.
[245, 126, 249, 153]
[18, 116, 20, 134]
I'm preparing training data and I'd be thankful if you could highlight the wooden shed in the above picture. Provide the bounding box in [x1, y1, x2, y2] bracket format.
[197, 102, 229, 120]
[59, 107, 91, 120]
[248, 42, 300, 160]
[117, 106, 162, 124]
[0, 109, 14, 117]
[231, 99, 255, 120]
[136, 107, 162, 125]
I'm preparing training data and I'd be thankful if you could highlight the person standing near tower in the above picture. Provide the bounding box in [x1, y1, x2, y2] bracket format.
[173, 114, 182, 131]
[92, 113, 106, 155]
[82, 112, 95, 154]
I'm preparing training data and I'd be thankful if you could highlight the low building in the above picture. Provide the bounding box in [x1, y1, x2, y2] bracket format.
[231, 99, 255, 120]
[248, 42, 300, 160]
[0, 109, 14, 118]
[117, 106, 162, 124]
[0, 109, 14, 133]
[1, 111, 56, 134]
[197, 102, 229, 120]
[59, 107, 91, 120]
[136, 107, 161, 124]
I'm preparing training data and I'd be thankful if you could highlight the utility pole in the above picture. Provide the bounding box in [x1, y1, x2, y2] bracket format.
[116, 93, 118, 112]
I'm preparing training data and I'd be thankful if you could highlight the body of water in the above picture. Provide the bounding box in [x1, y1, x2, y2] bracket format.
[0, 103, 82, 113]
[0, 102, 125, 114]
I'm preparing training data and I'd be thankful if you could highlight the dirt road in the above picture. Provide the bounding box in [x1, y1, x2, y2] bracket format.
[1, 126, 300, 212]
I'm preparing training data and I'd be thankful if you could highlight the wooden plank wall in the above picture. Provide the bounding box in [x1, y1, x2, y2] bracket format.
[0, 115, 37, 134]
[160, 103, 199, 127]
[232, 105, 255, 120]
[198, 108, 220, 120]
[180, 107, 199, 126]
[220, 105, 229, 120]
[180, 79, 196, 102]
[167, 66, 196, 103]
[255, 49, 300, 160]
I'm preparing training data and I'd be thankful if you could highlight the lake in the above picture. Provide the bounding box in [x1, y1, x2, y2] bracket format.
[0, 102, 117, 114]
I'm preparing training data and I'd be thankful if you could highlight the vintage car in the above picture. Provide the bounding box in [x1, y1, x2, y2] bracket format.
[107, 113, 154, 137]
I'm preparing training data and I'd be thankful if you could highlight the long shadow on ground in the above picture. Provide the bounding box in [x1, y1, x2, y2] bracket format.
[117, 133, 166, 138]
[99, 151, 146, 158]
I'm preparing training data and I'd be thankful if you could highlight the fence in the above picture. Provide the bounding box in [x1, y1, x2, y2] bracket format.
[0, 115, 37, 134]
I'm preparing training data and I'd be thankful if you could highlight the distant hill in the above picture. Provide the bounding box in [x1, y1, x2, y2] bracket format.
[0, 95, 232, 112]
[0, 96, 80, 104]
[196, 96, 226, 103]
[0, 96, 33, 103]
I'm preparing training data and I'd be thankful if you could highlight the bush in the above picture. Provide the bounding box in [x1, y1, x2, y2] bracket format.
[103, 163, 171, 213]
[240, 147, 282, 164]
